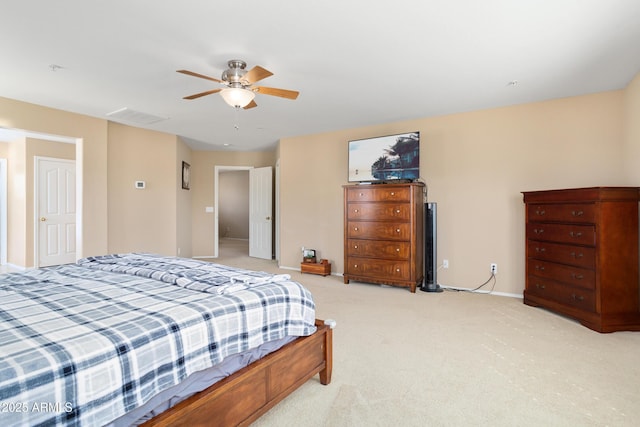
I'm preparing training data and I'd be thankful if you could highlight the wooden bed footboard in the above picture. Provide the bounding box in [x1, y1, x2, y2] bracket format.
[143, 319, 333, 427]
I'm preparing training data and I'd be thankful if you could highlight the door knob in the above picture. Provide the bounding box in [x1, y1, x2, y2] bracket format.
[40, 217, 47, 222]
[266, 216, 271, 220]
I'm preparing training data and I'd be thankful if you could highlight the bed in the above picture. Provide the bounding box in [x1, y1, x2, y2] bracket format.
[0, 253, 333, 426]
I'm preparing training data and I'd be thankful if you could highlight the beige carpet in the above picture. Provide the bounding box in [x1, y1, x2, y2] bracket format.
[215, 239, 640, 427]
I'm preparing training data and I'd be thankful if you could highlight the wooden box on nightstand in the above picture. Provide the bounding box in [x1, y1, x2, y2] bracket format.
[301, 261, 332, 276]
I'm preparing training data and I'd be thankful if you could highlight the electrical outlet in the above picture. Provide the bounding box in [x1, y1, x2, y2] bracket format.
[490, 263, 498, 275]
[443, 259, 449, 269]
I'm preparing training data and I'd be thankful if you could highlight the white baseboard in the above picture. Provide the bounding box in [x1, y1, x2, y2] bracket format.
[279, 264, 342, 278]
[2, 263, 27, 271]
[439, 284, 522, 299]
[250, 264, 524, 298]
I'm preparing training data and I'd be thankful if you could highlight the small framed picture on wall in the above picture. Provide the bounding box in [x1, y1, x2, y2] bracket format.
[182, 161, 190, 190]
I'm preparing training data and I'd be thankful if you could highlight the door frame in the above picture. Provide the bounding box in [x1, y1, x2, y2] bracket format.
[275, 159, 280, 262]
[213, 165, 252, 258]
[34, 156, 77, 267]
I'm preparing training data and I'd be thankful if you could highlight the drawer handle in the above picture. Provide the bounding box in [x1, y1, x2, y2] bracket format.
[535, 247, 546, 253]
[535, 265, 545, 271]
[572, 210, 584, 216]
[570, 252, 583, 259]
[535, 283, 546, 289]
[354, 264, 358, 268]
[354, 209, 359, 213]
[354, 227, 358, 231]
[533, 228, 544, 234]
[571, 273, 584, 280]
[396, 268, 401, 272]
[571, 293, 584, 302]
[354, 245, 358, 249]
[396, 209, 401, 213]
[569, 231, 582, 238]
[359, 193, 364, 197]
[396, 229, 401, 233]
[396, 248, 400, 252]
[535, 209, 546, 216]
[390, 192, 395, 196]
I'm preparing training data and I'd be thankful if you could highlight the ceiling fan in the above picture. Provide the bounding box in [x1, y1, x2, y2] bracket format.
[177, 59, 299, 109]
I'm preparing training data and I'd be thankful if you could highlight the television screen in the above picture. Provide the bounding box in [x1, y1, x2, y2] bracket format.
[348, 131, 420, 183]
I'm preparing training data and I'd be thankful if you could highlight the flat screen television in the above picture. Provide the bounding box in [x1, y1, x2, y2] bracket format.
[348, 131, 420, 183]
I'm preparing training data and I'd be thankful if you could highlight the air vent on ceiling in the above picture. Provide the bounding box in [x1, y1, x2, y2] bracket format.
[106, 107, 168, 125]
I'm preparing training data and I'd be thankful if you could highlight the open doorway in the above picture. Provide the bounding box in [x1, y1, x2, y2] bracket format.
[214, 166, 252, 258]
[213, 165, 273, 260]
[0, 127, 80, 269]
[217, 168, 250, 258]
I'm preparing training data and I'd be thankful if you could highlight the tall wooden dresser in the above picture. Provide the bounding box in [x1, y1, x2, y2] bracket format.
[343, 182, 424, 293]
[522, 187, 640, 332]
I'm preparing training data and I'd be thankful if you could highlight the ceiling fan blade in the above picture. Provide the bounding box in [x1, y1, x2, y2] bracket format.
[183, 88, 222, 100]
[253, 86, 299, 100]
[243, 100, 258, 109]
[243, 66, 273, 84]
[177, 69, 223, 84]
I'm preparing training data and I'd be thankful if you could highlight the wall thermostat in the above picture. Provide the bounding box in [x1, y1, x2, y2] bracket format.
[135, 181, 146, 189]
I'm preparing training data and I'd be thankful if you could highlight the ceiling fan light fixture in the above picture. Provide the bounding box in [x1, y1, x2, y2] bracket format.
[220, 87, 255, 108]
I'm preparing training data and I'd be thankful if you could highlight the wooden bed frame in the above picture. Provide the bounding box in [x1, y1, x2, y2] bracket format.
[143, 319, 333, 426]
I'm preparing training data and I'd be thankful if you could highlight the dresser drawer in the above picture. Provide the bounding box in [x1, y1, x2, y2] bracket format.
[527, 259, 594, 289]
[347, 203, 410, 221]
[347, 239, 410, 259]
[527, 276, 596, 312]
[347, 221, 410, 240]
[346, 257, 410, 281]
[526, 223, 595, 246]
[527, 203, 595, 223]
[346, 186, 411, 202]
[527, 240, 596, 269]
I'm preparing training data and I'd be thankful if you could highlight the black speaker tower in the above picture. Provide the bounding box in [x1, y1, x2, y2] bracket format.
[421, 202, 442, 292]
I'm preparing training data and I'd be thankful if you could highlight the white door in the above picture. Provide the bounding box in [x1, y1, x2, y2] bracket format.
[249, 166, 273, 259]
[37, 158, 76, 267]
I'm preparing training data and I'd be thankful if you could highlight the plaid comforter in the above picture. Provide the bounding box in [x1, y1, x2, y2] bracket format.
[0, 254, 316, 426]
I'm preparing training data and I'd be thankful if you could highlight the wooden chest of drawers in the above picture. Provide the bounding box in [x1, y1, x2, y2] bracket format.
[343, 183, 424, 292]
[522, 187, 640, 332]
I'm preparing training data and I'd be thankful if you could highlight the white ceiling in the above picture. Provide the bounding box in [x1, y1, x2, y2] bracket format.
[2, 0, 640, 151]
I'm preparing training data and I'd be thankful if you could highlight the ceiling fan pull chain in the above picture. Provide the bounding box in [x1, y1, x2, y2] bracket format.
[234, 106, 240, 130]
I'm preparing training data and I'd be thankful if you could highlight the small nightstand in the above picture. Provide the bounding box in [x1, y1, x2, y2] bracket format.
[301, 262, 332, 276]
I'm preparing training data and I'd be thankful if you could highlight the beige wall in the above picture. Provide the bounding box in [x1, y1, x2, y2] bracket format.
[107, 122, 187, 256]
[7, 138, 26, 266]
[190, 151, 276, 257]
[176, 138, 193, 258]
[623, 73, 640, 182]
[0, 96, 108, 259]
[279, 90, 630, 296]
